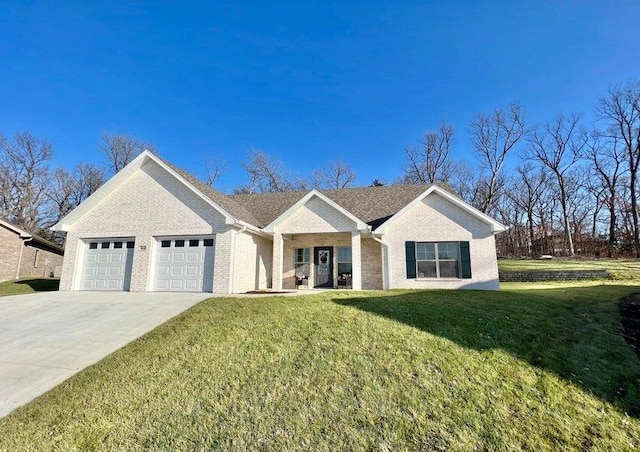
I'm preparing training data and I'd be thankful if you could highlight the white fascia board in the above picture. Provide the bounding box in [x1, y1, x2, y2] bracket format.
[0, 219, 29, 237]
[374, 185, 508, 234]
[231, 220, 272, 239]
[50, 152, 149, 232]
[51, 150, 237, 232]
[263, 189, 368, 233]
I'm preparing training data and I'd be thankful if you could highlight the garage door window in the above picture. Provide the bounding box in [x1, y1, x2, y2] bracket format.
[175, 240, 185, 247]
[89, 242, 98, 249]
[114, 242, 123, 249]
[101, 242, 110, 249]
[189, 239, 199, 247]
[204, 239, 214, 247]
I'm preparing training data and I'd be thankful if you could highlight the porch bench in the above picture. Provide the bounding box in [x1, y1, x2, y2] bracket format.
[337, 274, 352, 289]
[295, 276, 309, 289]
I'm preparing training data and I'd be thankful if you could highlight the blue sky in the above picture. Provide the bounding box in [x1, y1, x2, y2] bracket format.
[1, 1, 639, 192]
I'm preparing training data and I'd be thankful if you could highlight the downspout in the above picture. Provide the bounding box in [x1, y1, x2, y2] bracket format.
[230, 225, 247, 294]
[16, 236, 33, 280]
[371, 235, 389, 290]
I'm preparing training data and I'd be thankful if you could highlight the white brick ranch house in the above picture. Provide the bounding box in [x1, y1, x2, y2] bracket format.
[52, 151, 507, 293]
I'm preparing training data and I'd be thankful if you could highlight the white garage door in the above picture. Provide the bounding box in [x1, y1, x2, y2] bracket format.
[154, 238, 214, 292]
[82, 240, 134, 291]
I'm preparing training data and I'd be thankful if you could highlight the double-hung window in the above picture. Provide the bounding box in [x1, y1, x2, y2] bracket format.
[337, 247, 352, 277]
[294, 248, 310, 278]
[416, 242, 459, 278]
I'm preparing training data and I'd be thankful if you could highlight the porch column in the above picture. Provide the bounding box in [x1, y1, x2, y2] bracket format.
[351, 230, 362, 290]
[272, 232, 284, 290]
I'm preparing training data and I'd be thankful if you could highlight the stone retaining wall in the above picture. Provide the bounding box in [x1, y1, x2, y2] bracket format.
[499, 269, 610, 282]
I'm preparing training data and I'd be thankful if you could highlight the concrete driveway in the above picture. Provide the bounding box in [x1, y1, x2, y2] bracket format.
[0, 291, 207, 418]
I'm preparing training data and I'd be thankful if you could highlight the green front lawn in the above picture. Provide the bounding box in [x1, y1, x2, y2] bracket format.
[499, 258, 640, 280]
[0, 278, 59, 297]
[1, 285, 640, 449]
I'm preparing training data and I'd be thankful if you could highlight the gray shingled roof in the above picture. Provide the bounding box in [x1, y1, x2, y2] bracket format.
[230, 184, 435, 229]
[160, 159, 262, 226]
[153, 153, 451, 230]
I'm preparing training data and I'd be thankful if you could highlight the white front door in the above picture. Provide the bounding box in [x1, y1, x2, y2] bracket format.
[154, 237, 214, 292]
[81, 240, 134, 291]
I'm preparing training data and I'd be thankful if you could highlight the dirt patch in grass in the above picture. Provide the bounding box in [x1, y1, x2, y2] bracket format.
[620, 293, 640, 358]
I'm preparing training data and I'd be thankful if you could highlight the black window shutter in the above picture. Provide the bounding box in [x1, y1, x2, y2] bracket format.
[459, 241, 472, 279]
[405, 241, 416, 279]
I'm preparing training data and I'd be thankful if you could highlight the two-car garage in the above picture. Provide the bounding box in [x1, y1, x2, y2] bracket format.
[79, 236, 215, 292]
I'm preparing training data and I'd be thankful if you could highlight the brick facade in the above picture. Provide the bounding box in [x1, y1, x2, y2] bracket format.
[0, 224, 22, 281]
[385, 192, 500, 290]
[0, 222, 63, 282]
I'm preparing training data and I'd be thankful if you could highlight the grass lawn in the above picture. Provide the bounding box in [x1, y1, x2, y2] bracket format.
[2, 285, 640, 450]
[0, 278, 59, 297]
[499, 258, 640, 280]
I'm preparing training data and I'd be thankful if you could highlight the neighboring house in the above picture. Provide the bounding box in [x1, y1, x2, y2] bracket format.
[52, 151, 507, 293]
[0, 219, 64, 282]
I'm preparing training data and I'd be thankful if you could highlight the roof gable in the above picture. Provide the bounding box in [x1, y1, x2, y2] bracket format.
[52, 151, 259, 232]
[374, 185, 508, 234]
[263, 190, 368, 233]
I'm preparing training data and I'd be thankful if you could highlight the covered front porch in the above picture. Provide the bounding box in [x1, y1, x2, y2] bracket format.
[271, 232, 383, 290]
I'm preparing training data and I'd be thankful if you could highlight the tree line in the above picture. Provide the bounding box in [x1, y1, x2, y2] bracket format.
[1, 80, 638, 258]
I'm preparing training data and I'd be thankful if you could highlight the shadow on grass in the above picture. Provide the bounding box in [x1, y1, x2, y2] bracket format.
[15, 278, 60, 292]
[333, 285, 640, 417]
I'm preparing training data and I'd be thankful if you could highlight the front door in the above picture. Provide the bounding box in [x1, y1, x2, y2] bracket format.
[314, 247, 333, 288]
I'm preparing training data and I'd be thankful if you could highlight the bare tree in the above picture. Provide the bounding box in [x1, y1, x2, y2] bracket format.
[46, 163, 105, 223]
[0, 131, 54, 232]
[469, 103, 526, 213]
[506, 163, 549, 256]
[100, 132, 155, 174]
[587, 131, 625, 257]
[403, 122, 455, 184]
[597, 82, 640, 257]
[203, 157, 227, 187]
[448, 161, 484, 208]
[313, 158, 357, 189]
[237, 149, 304, 193]
[527, 114, 587, 256]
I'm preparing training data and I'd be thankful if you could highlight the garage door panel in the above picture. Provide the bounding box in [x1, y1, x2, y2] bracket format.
[173, 252, 186, 262]
[185, 280, 198, 290]
[186, 252, 201, 262]
[185, 265, 200, 276]
[171, 266, 185, 276]
[156, 280, 169, 290]
[154, 237, 214, 292]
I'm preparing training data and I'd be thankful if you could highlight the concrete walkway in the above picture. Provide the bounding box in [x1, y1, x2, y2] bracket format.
[0, 291, 207, 418]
